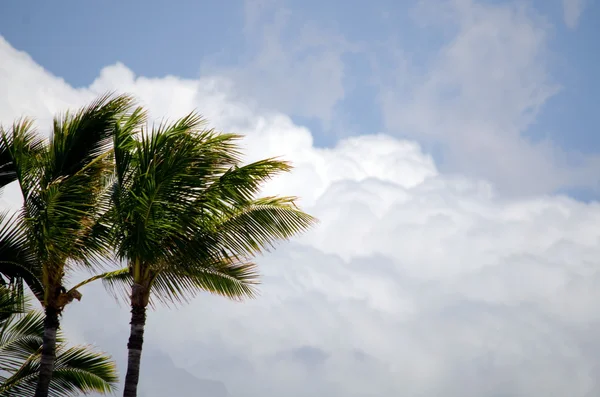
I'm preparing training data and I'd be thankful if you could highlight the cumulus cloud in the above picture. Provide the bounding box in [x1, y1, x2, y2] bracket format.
[2, 35, 600, 397]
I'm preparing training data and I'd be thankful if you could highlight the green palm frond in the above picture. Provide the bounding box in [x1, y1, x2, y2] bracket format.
[0, 211, 43, 303]
[66, 267, 129, 296]
[0, 123, 20, 190]
[0, 287, 26, 325]
[49, 345, 118, 396]
[95, 268, 131, 306]
[0, 311, 44, 373]
[159, 259, 259, 302]
[169, 197, 315, 267]
[97, 259, 259, 307]
[45, 93, 135, 183]
[0, 120, 45, 301]
[0, 117, 45, 196]
[211, 196, 317, 258]
[195, 158, 293, 214]
[0, 346, 118, 397]
[113, 106, 147, 187]
[0, 263, 43, 304]
[0, 288, 118, 396]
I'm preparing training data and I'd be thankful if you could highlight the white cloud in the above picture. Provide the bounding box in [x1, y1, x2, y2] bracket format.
[2, 36, 600, 397]
[380, 0, 600, 196]
[563, 0, 586, 28]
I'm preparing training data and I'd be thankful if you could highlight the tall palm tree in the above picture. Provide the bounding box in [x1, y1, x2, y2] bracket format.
[0, 93, 136, 397]
[0, 285, 119, 396]
[96, 111, 316, 397]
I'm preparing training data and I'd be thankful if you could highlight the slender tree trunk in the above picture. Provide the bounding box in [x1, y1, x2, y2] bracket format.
[123, 303, 147, 397]
[34, 306, 59, 397]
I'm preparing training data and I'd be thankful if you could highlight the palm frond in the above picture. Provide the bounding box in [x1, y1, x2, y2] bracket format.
[0, 288, 118, 396]
[0, 286, 27, 325]
[0, 212, 43, 303]
[0, 311, 45, 370]
[154, 257, 259, 303]
[0, 345, 118, 397]
[0, 123, 20, 190]
[45, 93, 135, 183]
[113, 106, 147, 187]
[101, 258, 259, 307]
[0, 118, 45, 196]
[66, 267, 129, 302]
[97, 268, 131, 306]
[49, 345, 118, 396]
[196, 158, 293, 214]
[211, 196, 317, 258]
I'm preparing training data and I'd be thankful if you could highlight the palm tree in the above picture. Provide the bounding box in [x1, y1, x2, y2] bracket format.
[0, 93, 136, 397]
[94, 110, 316, 397]
[0, 285, 119, 396]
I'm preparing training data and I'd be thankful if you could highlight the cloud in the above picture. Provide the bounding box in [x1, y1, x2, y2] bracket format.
[563, 0, 586, 28]
[379, 0, 600, 196]
[2, 35, 600, 397]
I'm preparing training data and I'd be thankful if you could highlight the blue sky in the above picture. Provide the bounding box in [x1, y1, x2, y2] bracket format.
[2, 0, 598, 162]
[2, 1, 600, 396]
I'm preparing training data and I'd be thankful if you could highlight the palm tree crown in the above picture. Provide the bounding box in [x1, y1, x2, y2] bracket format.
[100, 110, 316, 397]
[102, 110, 316, 305]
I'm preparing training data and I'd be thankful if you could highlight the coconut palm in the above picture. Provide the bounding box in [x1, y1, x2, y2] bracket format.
[0, 93, 136, 397]
[91, 110, 316, 397]
[0, 285, 118, 396]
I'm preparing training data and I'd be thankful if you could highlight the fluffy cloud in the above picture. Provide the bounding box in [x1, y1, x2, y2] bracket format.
[2, 35, 600, 397]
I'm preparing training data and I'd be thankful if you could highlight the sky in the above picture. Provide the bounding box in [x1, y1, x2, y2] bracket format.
[0, 0, 600, 396]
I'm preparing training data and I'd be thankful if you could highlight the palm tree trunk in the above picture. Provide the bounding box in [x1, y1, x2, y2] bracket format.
[34, 306, 59, 397]
[123, 304, 147, 397]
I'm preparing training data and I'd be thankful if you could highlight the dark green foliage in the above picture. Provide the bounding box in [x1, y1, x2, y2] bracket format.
[0, 287, 118, 396]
